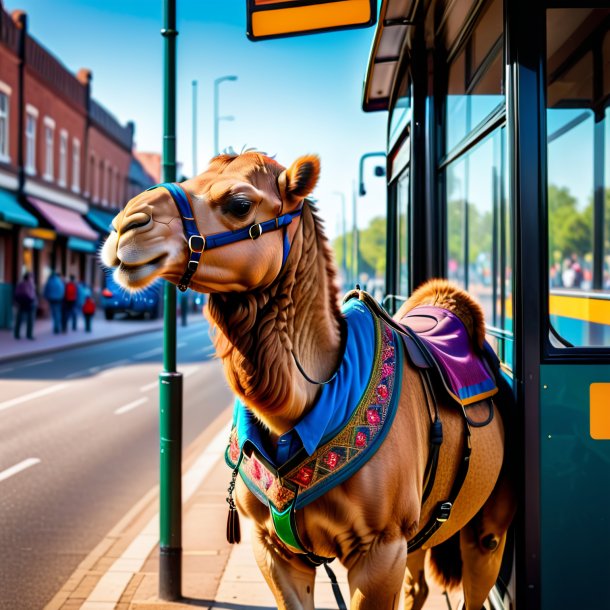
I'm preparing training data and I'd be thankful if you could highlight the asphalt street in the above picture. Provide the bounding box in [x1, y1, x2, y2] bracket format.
[0, 318, 232, 610]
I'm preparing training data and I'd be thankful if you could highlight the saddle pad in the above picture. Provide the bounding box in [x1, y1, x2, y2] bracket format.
[402, 305, 497, 406]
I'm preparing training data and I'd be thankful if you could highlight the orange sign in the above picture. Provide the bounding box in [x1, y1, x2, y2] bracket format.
[590, 383, 610, 440]
[247, 0, 377, 41]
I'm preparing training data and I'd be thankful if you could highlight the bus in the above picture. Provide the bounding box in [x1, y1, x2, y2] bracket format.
[249, 1, 610, 609]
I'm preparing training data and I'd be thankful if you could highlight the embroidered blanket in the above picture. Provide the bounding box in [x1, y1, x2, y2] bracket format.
[402, 305, 497, 406]
[226, 298, 403, 512]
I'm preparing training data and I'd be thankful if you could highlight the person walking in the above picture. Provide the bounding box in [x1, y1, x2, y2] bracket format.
[76, 279, 92, 330]
[14, 272, 37, 340]
[43, 270, 65, 334]
[63, 275, 78, 332]
[82, 294, 96, 332]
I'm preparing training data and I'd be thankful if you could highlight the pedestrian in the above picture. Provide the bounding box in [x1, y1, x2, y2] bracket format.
[14, 272, 37, 340]
[63, 274, 78, 332]
[43, 270, 65, 334]
[82, 295, 96, 332]
[76, 279, 92, 329]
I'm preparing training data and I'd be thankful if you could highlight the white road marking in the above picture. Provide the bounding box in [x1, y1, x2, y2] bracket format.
[114, 397, 149, 415]
[0, 458, 41, 482]
[22, 357, 53, 368]
[133, 347, 163, 360]
[0, 366, 14, 374]
[80, 421, 230, 609]
[139, 380, 158, 392]
[0, 383, 68, 413]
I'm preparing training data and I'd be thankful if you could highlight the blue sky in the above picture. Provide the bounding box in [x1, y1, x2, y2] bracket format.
[12, 0, 388, 238]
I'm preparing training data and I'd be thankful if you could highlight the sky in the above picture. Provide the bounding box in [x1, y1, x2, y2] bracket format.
[10, 0, 388, 239]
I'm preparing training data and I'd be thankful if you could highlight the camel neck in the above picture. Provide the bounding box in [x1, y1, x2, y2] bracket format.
[207, 203, 343, 436]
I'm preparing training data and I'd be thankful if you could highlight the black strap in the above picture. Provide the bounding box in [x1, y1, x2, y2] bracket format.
[323, 563, 348, 610]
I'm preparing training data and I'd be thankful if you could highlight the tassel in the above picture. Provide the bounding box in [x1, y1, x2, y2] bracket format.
[226, 467, 241, 544]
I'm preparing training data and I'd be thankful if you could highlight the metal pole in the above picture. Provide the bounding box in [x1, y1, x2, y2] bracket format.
[159, 0, 182, 601]
[213, 79, 219, 156]
[352, 181, 358, 286]
[358, 151, 386, 196]
[332, 191, 347, 288]
[192, 80, 197, 176]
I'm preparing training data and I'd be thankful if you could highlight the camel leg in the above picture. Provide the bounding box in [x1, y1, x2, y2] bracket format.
[347, 539, 407, 610]
[460, 470, 516, 610]
[251, 525, 316, 610]
[404, 549, 429, 610]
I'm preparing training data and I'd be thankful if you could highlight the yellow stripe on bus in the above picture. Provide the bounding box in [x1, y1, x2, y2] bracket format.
[549, 294, 610, 326]
[251, 0, 372, 37]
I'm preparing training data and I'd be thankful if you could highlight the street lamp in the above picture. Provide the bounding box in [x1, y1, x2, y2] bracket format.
[213, 75, 237, 155]
[359, 151, 386, 196]
[332, 191, 348, 286]
[192, 80, 197, 176]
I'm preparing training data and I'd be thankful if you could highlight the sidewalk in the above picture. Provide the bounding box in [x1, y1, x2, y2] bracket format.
[45, 410, 457, 610]
[0, 312, 200, 364]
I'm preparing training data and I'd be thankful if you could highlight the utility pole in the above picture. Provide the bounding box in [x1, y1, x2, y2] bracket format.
[213, 75, 237, 155]
[159, 0, 182, 601]
[192, 80, 197, 176]
[352, 181, 358, 287]
[333, 191, 347, 288]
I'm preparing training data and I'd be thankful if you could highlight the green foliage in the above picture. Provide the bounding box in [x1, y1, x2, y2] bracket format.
[548, 184, 593, 258]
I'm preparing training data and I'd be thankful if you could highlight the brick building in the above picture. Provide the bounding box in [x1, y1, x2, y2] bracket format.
[0, 6, 156, 328]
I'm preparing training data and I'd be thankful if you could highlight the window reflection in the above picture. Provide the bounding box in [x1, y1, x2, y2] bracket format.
[445, 133, 503, 324]
[546, 8, 610, 347]
[445, 0, 504, 153]
[397, 169, 409, 296]
[389, 73, 411, 150]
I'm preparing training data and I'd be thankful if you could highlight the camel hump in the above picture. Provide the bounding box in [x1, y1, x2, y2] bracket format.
[402, 279, 486, 349]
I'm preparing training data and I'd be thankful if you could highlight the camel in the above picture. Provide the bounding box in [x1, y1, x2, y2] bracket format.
[102, 152, 515, 610]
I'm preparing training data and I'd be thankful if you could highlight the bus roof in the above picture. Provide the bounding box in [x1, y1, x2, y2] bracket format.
[363, 0, 415, 112]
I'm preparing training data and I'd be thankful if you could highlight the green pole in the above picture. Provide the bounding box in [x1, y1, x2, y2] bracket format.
[159, 0, 182, 601]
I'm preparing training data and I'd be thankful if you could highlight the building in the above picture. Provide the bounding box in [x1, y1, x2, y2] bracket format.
[0, 5, 152, 328]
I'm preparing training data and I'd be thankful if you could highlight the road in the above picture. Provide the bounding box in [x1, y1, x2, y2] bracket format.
[0, 319, 232, 610]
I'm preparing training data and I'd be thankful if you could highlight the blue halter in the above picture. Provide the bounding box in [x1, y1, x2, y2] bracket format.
[146, 182, 303, 291]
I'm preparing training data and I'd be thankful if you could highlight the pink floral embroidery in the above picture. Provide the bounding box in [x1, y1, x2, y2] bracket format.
[381, 363, 393, 379]
[229, 431, 240, 463]
[377, 384, 388, 400]
[294, 465, 314, 487]
[382, 346, 394, 361]
[250, 458, 262, 481]
[324, 451, 339, 470]
[367, 408, 381, 426]
[355, 431, 367, 447]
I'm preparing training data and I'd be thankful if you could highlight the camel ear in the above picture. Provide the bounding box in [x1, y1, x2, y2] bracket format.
[278, 154, 320, 208]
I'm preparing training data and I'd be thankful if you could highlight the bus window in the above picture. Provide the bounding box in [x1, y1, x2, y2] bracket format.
[441, 0, 511, 364]
[445, 0, 503, 154]
[397, 168, 409, 296]
[546, 8, 610, 347]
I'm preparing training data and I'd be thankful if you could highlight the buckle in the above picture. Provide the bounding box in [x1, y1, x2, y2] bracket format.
[189, 235, 205, 253]
[436, 502, 452, 523]
[249, 223, 262, 240]
[187, 260, 199, 272]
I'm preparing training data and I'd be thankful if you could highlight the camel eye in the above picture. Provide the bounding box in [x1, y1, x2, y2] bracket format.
[226, 197, 252, 218]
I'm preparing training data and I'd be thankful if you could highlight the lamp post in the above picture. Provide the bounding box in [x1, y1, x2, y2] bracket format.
[159, 0, 182, 601]
[192, 80, 197, 176]
[213, 75, 237, 155]
[332, 191, 347, 287]
[359, 151, 386, 196]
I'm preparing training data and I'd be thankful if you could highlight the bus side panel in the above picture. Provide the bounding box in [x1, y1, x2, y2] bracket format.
[540, 364, 610, 610]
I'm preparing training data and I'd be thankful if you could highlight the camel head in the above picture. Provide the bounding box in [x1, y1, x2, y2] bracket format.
[101, 152, 320, 293]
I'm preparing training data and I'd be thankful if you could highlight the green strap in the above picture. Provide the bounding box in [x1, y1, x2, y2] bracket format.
[270, 502, 305, 552]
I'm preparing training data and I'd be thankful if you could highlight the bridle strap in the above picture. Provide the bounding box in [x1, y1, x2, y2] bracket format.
[147, 182, 303, 291]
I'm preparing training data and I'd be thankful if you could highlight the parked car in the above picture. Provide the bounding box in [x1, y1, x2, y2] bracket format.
[101, 276, 161, 320]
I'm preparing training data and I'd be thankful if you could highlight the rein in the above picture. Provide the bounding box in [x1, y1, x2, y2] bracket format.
[146, 182, 303, 291]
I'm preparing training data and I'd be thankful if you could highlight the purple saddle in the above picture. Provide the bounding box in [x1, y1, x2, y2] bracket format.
[401, 305, 497, 406]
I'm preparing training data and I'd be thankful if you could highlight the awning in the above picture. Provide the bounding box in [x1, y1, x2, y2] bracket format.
[0, 189, 38, 227]
[27, 197, 99, 241]
[67, 236, 98, 253]
[86, 208, 116, 233]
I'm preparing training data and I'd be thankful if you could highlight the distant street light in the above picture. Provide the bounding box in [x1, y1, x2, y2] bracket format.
[332, 191, 348, 285]
[214, 75, 238, 155]
[192, 80, 197, 176]
[358, 151, 386, 196]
